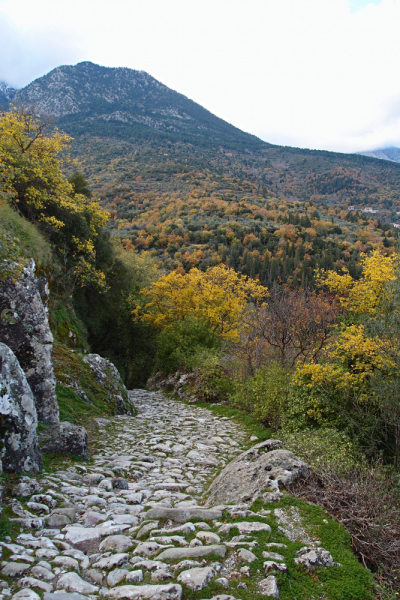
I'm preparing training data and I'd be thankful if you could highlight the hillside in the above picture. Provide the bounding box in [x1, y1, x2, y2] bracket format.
[8, 61, 400, 284]
[358, 146, 400, 163]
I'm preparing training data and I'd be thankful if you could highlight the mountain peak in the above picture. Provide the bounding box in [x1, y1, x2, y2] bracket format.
[13, 62, 263, 149]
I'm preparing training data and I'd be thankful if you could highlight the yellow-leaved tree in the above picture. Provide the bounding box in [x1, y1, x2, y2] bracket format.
[135, 264, 268, 341]
[289, 250, 400, 465]
[0, 108, 109, 291]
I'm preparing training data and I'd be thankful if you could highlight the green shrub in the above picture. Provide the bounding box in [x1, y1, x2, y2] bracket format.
[229, 362, 289, 430]
[154, 316, 221, 375]
[281, 427, 364, 473]
[188, 353, 235, 403]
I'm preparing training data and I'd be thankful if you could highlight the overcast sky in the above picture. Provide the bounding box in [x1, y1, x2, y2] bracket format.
[0, 0, 399, 153]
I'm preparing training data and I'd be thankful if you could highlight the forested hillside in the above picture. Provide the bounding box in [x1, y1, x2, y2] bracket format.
[5, 61, 400, 286]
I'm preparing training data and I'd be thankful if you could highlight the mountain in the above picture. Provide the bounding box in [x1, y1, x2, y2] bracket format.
[0, 82, 17, 105]
[14, 61, 264, 150]
[358, 147, 400, 163]
[6, 61, 400, 286]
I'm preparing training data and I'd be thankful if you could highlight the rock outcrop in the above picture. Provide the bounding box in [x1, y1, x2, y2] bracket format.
[38, 421, 89, 460]
[83, 354, 133, 414]
[0, 343, 42, 473]
[0, 260, 59, 425]
[206, 440, 309, 506]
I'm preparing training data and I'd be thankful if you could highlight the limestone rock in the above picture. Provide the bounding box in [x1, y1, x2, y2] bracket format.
[82, 354, 133, 415]
[1, 562, 30, 577]
[12, 590, 40, 600]
[258, 576, 279, 598]
[156, 545, 226, 561]
[295, 547, 341, 570]
[106, 584, 182, 599]
[0, 343, 42, 473]
[145, 507, 222, 523]
[206, 440, 309, 505]
[39, 422, 88, 461]
[99, 535, 133, 553]
[0, 261, 58, 425]
[177, 567, 215, 591]
[56, 572, 98, 594]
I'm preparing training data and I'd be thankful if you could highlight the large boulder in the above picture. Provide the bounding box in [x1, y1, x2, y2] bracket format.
[206, 440, 309, 506]
[0, 343, 42, 473]
[0, 260, 59, 424]
[39, 421, 88, 460]
[83, 354, 133, 415]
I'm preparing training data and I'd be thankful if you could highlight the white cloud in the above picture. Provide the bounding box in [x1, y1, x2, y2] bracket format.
[0, 0, 400, 152]
[0, 10, 84, 88]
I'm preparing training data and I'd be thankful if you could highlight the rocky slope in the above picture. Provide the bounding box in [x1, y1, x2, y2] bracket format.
[0, 260, 132, 473]
[12, 62, 262, 149]
[0, 391, 371, 600]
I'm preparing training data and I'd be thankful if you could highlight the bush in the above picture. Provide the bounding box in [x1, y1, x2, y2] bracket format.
[190, 354, 235, 403]
[154, 317, 221, 375]
[281, 427, 363, 472]
[229, 362, 289, 430]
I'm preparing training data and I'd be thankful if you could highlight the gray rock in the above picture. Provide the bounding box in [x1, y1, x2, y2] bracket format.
[219, 521, 271, 535]
[145, 507, 222, 523]
[93, 553, 130, 570]
[0, 261, 58, 424]
[12, 478, 41, 497]
[56, 572, 98, 594]
[125, 570, 143, 583]
[237, 548, 257, 562]
[206, 441, 309, 505]
[99, 535, 133, 553]
[83, 354, 133, 415]
[30, 565, 55, 581]
[151, 570, 171, 582]
[105, 584, 182, 599]
[295, 547, 341, 570]
[107, 568, 129, 587]
[0, 344, 42, 473]
[263, 562, 288, 574]
[196, 532, 220, 544]
[258, 576, 279, 598]
[39, 422, 88, 461]
[112, 477, 129, 489]
[18, 576, 53, 592]
[177, 567, 215, 591]
[43, 594, 87, 600]
[262, 551, 285, 561]
[215, 578, 229, 589]
[12, 591, 40, 600]
[1, 563, 30, 577]
[157, 545, 226, 561]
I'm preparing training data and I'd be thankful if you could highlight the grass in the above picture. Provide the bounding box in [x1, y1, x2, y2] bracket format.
[0, 202, 54, 272]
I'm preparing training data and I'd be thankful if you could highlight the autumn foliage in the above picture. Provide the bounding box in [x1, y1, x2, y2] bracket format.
[135, 264, 268, 341]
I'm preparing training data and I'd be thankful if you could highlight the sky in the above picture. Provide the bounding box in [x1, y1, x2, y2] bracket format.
[0, 0, 400, 153]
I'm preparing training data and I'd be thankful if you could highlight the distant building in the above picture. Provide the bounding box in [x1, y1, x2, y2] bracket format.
[392, 223, 400, 228]
[348, 206, 355, 211]
[361, 208, 378, 214]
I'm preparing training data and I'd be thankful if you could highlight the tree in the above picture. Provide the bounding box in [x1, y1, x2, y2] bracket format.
[231, 287, 339, 374]
[0, 108, 109, 292]
[135, 264, 268, 341]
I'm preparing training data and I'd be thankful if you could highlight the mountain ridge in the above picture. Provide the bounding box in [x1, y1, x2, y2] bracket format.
[11, 61, 265, 150]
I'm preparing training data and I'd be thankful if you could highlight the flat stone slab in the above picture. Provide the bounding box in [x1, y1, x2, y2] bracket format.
[177, 567, 215, 591]
[43, 594, 87, 600]
[2, 562, 30, 577]
[105, 583, 182, 599]
[156, 545, 226, 561]
[144, 507, 222, 523]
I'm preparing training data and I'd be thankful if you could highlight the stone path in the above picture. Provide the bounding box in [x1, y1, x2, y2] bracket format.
[0, 390, 326, 600]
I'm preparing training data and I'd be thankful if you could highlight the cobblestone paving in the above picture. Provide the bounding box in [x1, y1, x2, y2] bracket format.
[0, 390, 310, 600]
